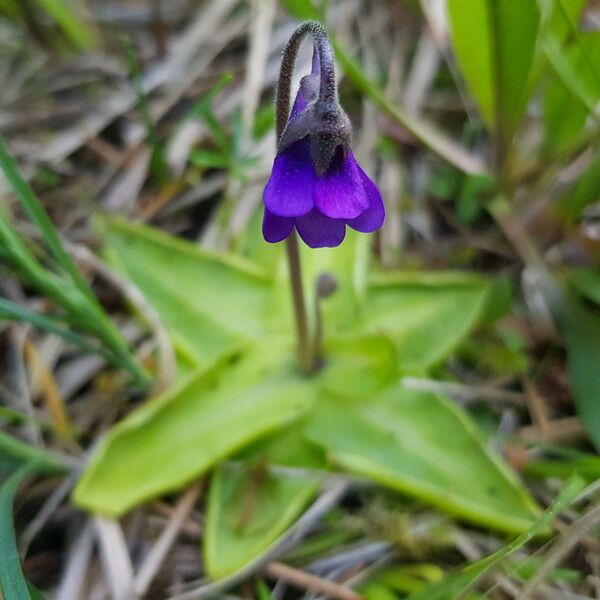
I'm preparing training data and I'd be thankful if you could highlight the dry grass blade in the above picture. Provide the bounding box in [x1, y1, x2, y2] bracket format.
[56, 520, 95, 600]
[519, 417, 586, 444]
[403, 28, 440, 115]
[134, 481, 203, 597]
[522, 377, 551, 441]
[5, 325, 42, 446]
[402, 376, 525, 405]
[26, 0, 240, 166]
[19, 471, 79, 556]
[94, 516, 135, 600]
[264, 562, 364, 600]
[241, 0, 277, 140]
[23, 337, 72, 438]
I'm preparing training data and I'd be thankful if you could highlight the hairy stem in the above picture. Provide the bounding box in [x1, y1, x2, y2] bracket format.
[275, 20, 336, 139]
[276, 21, 336, 374]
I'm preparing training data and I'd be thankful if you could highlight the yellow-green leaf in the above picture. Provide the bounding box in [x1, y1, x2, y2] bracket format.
[104, 218, 273, 365]
[363, 272, 490, 372]
[73, 344, 315, 515]
[204, 464, 319, 579]
[306, 385, 540, 534]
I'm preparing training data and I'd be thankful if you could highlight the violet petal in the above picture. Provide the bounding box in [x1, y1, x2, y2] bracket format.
[289, 71, 318, 122]
[295, 208, 346, 248]
[313, 150, 369, 219]
[347, 166, 385, 233]
[289, 87, 307, 122]
[263, 140, 315, 217]
[262, 209, 294, 243]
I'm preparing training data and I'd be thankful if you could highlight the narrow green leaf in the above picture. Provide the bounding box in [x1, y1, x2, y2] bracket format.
[448, 0, 541, 144]
[204, 464, 319, 579]
[541, 0, 591, 154]
[546, 0, 587, 42]
[0, 139, 147, 385]
[256, 579, 275, 600]
[571, 268, 600, 306]
[0, 463, 36, 600]
[124, 36, 168, 187]
[0, 0, 21, 18]
[183, 73, 234, 151]
[27, 581, 47, 600]
[306, 384, 540, 534]
[0, 407, 47, 428]
[525, 447, 600, 481]
[543, 32, 600, 115]
[0, 135, 94, 304]
[0, 297, 118, 364]
[0, 431, 67, 475]
[74, 343, 315, 515]
[33, 0, 96, 49]
[404, 477, 583, 600]
[562, 299, 600, 451]
[189, 149, 231, 169]
[556, 151, 600, 221]
[542, 74, 588, 153]
[540, 0, 589, 154]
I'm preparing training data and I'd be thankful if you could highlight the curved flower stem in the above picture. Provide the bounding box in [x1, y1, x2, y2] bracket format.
[276, 21, 336, 137]
[276, 21, 335, 374]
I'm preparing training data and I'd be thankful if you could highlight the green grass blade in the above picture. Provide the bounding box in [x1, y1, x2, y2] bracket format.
[189, 149, 231, 169]
[184, 73, 233, 151]
[0, 141, 152, 386]
[0, 297, 117, 363]
[0, 135, 96, 304]
[0, 463, 37, 600]
[0, 0, 21, 18]
[0, 431, 68, 475]
[562, 298, 600, 452]
[124, 37, 169, 186]
[0, 407, 52, 431]
[404, 476, 585, 600]
[27, 582, 47, 600]
[33, 0, 96, 49]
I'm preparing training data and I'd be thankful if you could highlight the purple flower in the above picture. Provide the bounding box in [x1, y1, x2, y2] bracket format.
[262, 42, 384, 248]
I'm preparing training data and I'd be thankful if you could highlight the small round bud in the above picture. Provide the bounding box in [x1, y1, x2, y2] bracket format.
[316, 272, 338, 298]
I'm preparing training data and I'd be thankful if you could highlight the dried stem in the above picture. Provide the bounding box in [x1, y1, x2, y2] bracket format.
[264, 561, 363, 600]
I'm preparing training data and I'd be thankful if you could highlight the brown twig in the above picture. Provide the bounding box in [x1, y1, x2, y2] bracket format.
[134, 481, 203, 596]
[519, 416, 586, 444]
[264, 561, 364, 600]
